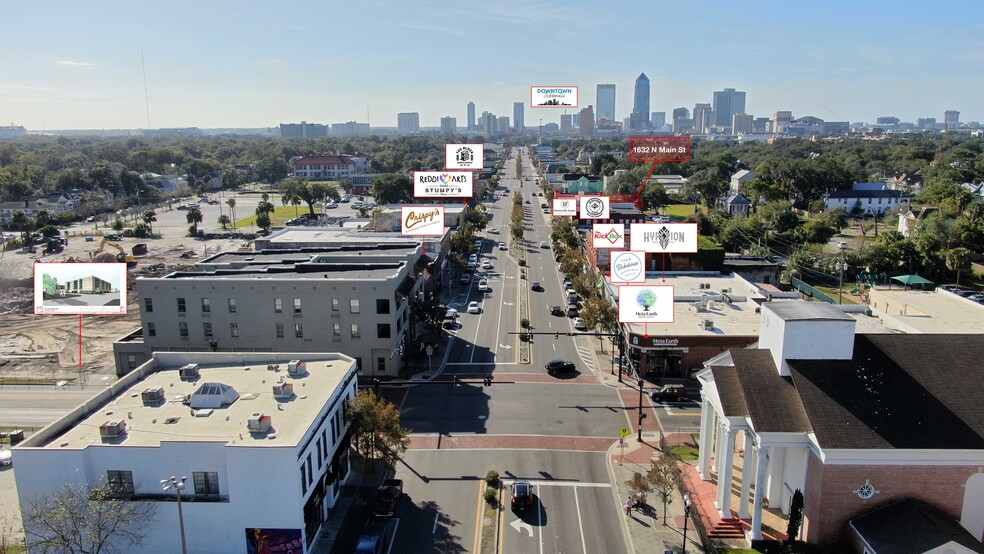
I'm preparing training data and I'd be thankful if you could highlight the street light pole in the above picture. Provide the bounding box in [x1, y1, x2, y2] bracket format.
[637, 377, 646, 442]
[682, 494, 692, 554]
[161, 476, 189, 554]
[836, 242, 847, 305]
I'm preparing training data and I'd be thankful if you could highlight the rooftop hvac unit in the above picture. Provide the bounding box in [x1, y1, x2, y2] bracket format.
[703, 319, 714, 330]
[722, 288, 731, 294]
[287, 360, 305, 376]
[179, 363, 200, 380]
[723, 293, 733, 305]
[247, 414, 272, 433]
[755, 307, 761, 314]
[99, 420, 126, 439]
[141, 387, 165, 405]
[273, 382, 294, 398]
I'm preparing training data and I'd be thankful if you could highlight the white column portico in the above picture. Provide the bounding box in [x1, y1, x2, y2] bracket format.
[715, 425, 737, 518]
[738, 432, 753, 518]
[750, 443, 770, 540]
[698, 396, 715, 480]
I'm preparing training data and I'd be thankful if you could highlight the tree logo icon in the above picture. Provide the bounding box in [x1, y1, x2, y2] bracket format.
[636, 289, 658, 311]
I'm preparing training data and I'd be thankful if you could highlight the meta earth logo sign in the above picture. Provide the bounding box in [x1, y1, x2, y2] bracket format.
[579, 196, 610, 219]
[444, 143, 483, 170]
[413, 171, 473, 198]
[629, 223, 698, 253]
[617, 285, 674, 323]
[610, 251, 645, 283]
[592, 223, 624, 249]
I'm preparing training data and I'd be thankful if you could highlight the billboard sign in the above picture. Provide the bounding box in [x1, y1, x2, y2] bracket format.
[618, 285, 675, 323]
[530, 86, 579, 108]
[445, 143, 484, 170]
[400, 206, 445, 236]
[413, 171, 473, 199]
[629, 223, 698, 253]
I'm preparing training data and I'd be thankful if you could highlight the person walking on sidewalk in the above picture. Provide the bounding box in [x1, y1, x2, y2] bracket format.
[624, 496, 635, 516]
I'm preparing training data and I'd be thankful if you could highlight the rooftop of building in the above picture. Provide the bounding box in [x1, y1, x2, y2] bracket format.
[29, 352, 356, 450]
[155, 262, 406, 281]
[256, 226, 445, 247]
[199, 243, 421, 268]
[869, 287, 984, 333]
[850, 498, 984, 553]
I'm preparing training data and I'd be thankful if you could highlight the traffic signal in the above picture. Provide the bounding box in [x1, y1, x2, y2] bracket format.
[372, 378, 381, 397]
[484, 374, 493, 387]
[555, 332, 559, 339]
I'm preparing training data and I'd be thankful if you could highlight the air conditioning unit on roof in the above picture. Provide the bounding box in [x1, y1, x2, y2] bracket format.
[141, 387, 165, 405]
[287, 360, 305, 376]
[273, 382, 293, 398]
[99, 420, 126, 439]
[179, 363, 199, 380]
[247, 414, 272, 433]
[702, 319, 714, 330]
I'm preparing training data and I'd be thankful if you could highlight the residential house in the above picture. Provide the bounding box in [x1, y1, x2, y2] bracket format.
[730, 169, 755, 192]
[897, 206, 939, 238]
[0, 193, 81, 225]
[824, 189, 908, 216]
[718, 191, 751, 216]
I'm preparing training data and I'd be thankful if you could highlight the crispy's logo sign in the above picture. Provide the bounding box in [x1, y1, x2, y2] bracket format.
[404, 208, 441, 230]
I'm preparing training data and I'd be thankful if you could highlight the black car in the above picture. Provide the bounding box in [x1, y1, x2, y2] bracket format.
[549, 305, 564, 316]
[511, 480, 534, 511]
[545, 359, 575, 375]
[651, 384, 689, 402]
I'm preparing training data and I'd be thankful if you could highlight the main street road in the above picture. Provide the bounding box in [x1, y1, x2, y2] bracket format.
[0, 385, 106, 428]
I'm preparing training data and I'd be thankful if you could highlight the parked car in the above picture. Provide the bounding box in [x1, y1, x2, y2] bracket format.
[567, 304, 579, 317]
[488, 227, 499, 234]
[539, 241, 549, 249]
[511, 480, 534, 511]
[969, 294, 984, 302]
[498, 242, 507, 251]
[459, 274, 471, 285]
[467, 301, 481, 314]
[544, 359, 576, 375]
[482, 260, 492, 270]
[478, 279, 489, 292]
[573, 317, 587, 330]
[651, 384, 689, 402]
[0, 449, 11, 466]
[374, 479, 403, 517]
[354, 534, 387, 554]
[326, 202, 338, 209]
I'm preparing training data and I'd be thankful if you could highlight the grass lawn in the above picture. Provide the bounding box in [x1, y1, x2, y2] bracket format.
[814, 285, 858, 305]
[662, 204, 697, 218]
[669, 443, 699, 461]
[235, 205, 316, 228]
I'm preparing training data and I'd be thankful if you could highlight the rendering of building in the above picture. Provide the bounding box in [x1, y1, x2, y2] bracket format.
[513, 102, 525, 132]
[440, 116, 456, 135]
[696, 301, 984, 546]
[397, 113, 420, 134]
[291, 153, 367, 180]
[712, 88, 746, 128]
[596, 84, 616, 122]
[279, 121, 329, 138]
[14, 351, 358, 553]
[64, 275, 113, 294]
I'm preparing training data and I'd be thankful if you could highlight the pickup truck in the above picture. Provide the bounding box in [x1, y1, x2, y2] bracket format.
[374, 479, 403, 517]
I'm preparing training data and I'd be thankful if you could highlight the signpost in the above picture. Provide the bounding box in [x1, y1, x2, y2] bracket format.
[618, 426, 631, 465]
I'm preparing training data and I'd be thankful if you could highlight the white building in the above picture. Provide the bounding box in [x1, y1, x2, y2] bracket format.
[897, 206, 939, 238]
[730, 169, 755, 192]
[291, 154, 367, 180]
[397, 112, 420, 134]
[14, 351, 358, 554]
[824, 189, 908, 216]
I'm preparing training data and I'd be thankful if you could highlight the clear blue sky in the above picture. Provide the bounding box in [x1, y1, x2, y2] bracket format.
[3, 0, 982, 130]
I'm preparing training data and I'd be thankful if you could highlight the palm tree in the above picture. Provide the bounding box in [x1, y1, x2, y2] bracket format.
[226, 198, 237, 229]
[217, 215, 231, 230]
[945, 247, 973, 285]
[186, 205, 203, 236]
[290, 195, 302, 217]
[142, 210, 157, 234]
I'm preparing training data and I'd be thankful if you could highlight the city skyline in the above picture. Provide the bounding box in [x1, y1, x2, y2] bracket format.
[2, 0, 982, 130]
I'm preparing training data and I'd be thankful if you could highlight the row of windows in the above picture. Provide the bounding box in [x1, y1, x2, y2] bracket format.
[106, 470, 219, 496]
[301, 391, 353, 495]
[152, 321, 390, 340]
[147, 297, 391, 316]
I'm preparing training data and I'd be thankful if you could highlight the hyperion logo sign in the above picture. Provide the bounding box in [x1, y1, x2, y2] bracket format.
[629, 223, 698, 253]
[552, 198, 577, 216]
[401, 206, 445, 236]
[618, 285, 674, 324]
[579, 196, 610, 219]
[592, 223, 624, 249]
[444, 143, 483, 170]
[413, 171, 473, 199]
[530, 86, 579, 108]
[610, 251, 645, 283]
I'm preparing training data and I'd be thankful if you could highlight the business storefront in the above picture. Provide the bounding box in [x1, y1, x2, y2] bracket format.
[624, 331, 756, 381]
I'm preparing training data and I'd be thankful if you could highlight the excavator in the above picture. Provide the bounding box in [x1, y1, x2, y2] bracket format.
[94, 237, 137, 267]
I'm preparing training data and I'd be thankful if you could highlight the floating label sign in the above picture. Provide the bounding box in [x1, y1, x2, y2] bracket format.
[618, 285, 675, 324]
[445, 143, 484, 170]
[552, 198, 577, 216]
[579, 196, 610, 219]
[401, 206, 445, 236]
[34, 262, 128, 315]
[610, 251, 646, 283]
[530, 86, 578, 108]
[592, 223, 624, 249]
[629, 223, 698, 253]
[628, 136, 692, 163]
[413, 171, 473, 199]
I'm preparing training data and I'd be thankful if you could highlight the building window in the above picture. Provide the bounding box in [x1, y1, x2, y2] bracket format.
[377, 357, 386, 373]
[295, 323, 303, 338]
[376, 299, 390, 314]
[332, 298, 339, 311]
[193, 471, 220, 495]
[274, 298, 283, 313]
[203, 322, 213, 337]
[228, 298, 237, 313]
[307, 453, 313, 484]
[177, 298, 186, 313]
[179, 322, 188, 337]
[106, 470, 134, 497]
[377, 324, 391, 339]
[127, 355, 136, 369]
[230, 323, 239, 338]
[316, 438, 323, 467]
[351, 323, 360, 337]
[333, 323, 341, 336]
[147, 322, 156, 337]
[355, 357, 362, 373]
[293, 298, 302, 314]
[144, 298, 153, 313]
[300, 466, 307, 494]
[276, 323, 284, 338]
[350, 299, 360, 313]
[201, 298, 210, 313]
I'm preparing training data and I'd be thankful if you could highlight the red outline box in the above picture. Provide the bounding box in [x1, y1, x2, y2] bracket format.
[591, 223, 625, 249]
[552, 197, 577, 216]
[629, 223, 699, 253]
[400, 206, 445, 236]
[530, 86, 579, 108]
[618, 285, 675, 324]
[609, 250, 646, 283]
[445, 143, 484, 171]
[34, 262, 128, 316]
[579, 195, 610, 219]
[628, 136, 691, 163]
[413, 171, 474, 199]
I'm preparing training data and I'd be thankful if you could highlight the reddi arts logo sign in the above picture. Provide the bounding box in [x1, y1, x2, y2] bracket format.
[413, 171, 473, 198]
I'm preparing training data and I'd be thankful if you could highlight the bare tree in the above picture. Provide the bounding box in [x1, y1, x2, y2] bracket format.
[23, 482, 157, 554]
[648, 454, 677, 525]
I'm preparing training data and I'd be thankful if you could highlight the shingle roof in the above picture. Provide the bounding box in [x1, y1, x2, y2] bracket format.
[850, 498, 984, 553]
[295, 154, 354, 165]
[731, 350, 812, 433]
[710, 366, 748, 417]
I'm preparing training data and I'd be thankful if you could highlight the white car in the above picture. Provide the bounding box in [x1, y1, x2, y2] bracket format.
[478, 279, 489, 292]
[0, 449, 10, 466]
[467, 301, 481, 314]
[488, 228, 499, 234]
[573, 317, 587, 330]
[498, 242, 507, 251]
[481, 260, 492, 270]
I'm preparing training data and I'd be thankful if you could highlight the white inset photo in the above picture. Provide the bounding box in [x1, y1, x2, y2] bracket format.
[34, 262, 127, 316]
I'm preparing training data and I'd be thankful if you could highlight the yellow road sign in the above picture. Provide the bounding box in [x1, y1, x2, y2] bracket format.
[618, 426, 631, 438]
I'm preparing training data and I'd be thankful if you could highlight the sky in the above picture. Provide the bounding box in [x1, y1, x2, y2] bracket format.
[2, 0, 983, 130]
[39, 263, 124, 289]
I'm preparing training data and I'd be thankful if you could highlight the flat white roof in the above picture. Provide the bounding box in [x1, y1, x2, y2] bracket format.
[44, 353, 356, 450]
[870, 287, 984, 333]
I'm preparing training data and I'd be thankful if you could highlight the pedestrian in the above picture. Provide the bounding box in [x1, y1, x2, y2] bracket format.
[624, 496, 634, 516]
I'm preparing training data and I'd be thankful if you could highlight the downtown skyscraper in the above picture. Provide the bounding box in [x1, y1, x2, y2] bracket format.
[467, 102, 476, 131]
[513, 102, 525, 133]
[631, 73, 650, 130]
[596, 84, 616, 122]
[712, 88, 746, 128]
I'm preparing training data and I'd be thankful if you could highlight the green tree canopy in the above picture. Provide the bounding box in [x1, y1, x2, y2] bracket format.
[346, 389, 411, 473]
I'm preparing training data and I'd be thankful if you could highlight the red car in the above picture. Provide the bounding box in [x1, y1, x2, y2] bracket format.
[511, 480, 533, 511]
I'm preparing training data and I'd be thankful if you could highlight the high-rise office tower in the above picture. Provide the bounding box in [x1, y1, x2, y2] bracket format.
[513, 102, 525, 133]
[578, 106, 594, 137]
[440, 116, 457, 135]
[917, 117, 937, 129]
[876, 116, 900, 125]
[753, 117, 770, 134]
[944, 110, 960, 129]
[732, 113, 753, 135]
[467, 102, 476, 131]
[397, 113, 420, 133]
[632, 73, 650, 129]
[560, 114, 573, 133]
[693, 103, 712, 134]
[712, 88, 746, 127]
[597, 84, 616, 122]
[497, 116, 510, 134]
[481, 112, 496, 134]
[672, 107, 692, 133]
[773, 111, 793, 133]
[651, 112, 666, 128]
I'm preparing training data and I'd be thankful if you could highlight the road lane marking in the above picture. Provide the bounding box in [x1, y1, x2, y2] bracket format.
[473, 480, 484, 554]
[433, 512, 440, 534]
[537, 483, 544, 554]
[574, 486, 587, 554]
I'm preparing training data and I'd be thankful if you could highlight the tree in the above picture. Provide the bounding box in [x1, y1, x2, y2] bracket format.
[786, 489, 805, 542]
[346, 389, 411, 473]
[412, 297, 447, 331]
[39, 224, 61, 239]
[225, 198, 237, 228]
[280, 177, 332, 215]
[647, 454, 677, 526]
[580, 296, 618, 334]
[22, 481, 157, 554]
[185, 205, 203, 236]
[371, 173, 412, 205]
[641, 182, 669, 213]
[255, 211, 271, 232]
[131, 223, 150, 238]
[945, 247, 973, 285]
[683, 168, 728, 210]
[217, 214, 231, 230]
[255, 155, 290, 184]
[111, 218, 124, 232]
[626, 472, 653, 506]
[141, 210, 156, 234]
